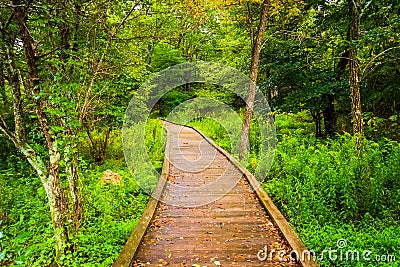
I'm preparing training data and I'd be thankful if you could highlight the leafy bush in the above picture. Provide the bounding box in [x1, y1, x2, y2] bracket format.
[265, 133, 400, 224]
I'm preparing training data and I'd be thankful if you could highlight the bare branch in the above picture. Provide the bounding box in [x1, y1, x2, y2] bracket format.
[0, 114, 17, 146]
[363, 57, 400, 78]
[361, 46, 400, 80]
[36, 47, 60, 60]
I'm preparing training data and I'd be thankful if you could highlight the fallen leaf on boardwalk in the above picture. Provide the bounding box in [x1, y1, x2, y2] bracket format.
[158, 258, 168, 265]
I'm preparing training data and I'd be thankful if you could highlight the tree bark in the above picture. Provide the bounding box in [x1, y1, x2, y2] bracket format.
[310, 110, 323, 137]
[65, 143, 82, 236]
[348, 0, 364, 146]
[239, 0, 270, 159]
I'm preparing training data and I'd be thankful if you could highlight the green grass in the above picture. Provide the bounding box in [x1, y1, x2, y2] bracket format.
[187, 118, 232, 152]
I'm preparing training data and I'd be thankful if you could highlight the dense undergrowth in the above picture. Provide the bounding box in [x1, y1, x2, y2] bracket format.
[267, 133, 400, 266]
[0, 160, 147, 266]
[0, 120, 166, 266]
[189, 113, 400, 267]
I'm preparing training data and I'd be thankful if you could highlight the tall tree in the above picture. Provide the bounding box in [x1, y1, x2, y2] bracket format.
[239, 0, 270, 159]
[348, 0, 363, 143]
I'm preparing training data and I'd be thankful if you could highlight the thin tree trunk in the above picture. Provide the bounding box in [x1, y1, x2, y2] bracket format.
[322, 93, 336, 136]
[4, 44, 25, 144]
[311, 110, 322, 137]
[239, 0, 270, 159]
[18, 142, 68, 259]
[86, 127, 112, 164]
[348, 0, 364, 146]
[100, 127, 112, 164]
[0, 55, 10, 112]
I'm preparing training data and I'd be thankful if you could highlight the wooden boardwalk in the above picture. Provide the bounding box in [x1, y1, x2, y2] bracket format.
[114, 122, 318, 267]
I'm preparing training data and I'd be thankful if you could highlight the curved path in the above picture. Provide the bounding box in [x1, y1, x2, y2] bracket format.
[114, 122, 318, 267]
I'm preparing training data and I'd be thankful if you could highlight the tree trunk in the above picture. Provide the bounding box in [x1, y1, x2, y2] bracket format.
[310, 110, 323, 137]
[19, 143, 69, 260]
[4, 44, 25, 145]
[86, 127, 111, 165]
[65, 143, 82, 236]
[348, 0, 364, 146]
[239, 0, 270, 159]
[0, 55, 10, 112]
[322, 93, 336, 136]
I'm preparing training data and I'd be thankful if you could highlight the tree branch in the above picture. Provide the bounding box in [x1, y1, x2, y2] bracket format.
[79, 0, 141, 123]
[0, 114, 17, 146]
[361, 46, 400, 80]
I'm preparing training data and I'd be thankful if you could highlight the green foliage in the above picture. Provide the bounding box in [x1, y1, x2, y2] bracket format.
[0, 137, 156, 266]
[150, 42, 186, 72]
[152, 84, 243, 118]
[274, 111, 315, 136]
[153, 90, 192, 117]
[264, 133, 400, 266]
[145, 119, 167, 172]
[265, 133, 400, 223]
[0, 161, 149, 266]
[259, 1, 400, 137]
[1, 0, 400, 265]
[58, 163, 148, 267]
